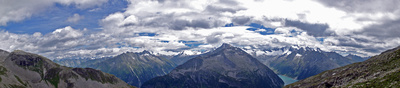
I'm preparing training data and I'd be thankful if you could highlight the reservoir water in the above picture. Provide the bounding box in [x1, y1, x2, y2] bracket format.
[278, 75, 298, 85]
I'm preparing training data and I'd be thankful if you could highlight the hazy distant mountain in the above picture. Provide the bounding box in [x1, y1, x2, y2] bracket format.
[345, 54, 369, 62]
[169, 51, 198, 65]
[0, 49, 134, 88]
[254, 46, 355, 80]
[53, 57, 110, 68]
[286, 46, 400, 88]
[142, 43, 284, 88]
[55, 51, 176, 87]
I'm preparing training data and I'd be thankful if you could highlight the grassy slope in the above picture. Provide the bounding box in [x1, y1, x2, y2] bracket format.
[285, 47, 400, 88]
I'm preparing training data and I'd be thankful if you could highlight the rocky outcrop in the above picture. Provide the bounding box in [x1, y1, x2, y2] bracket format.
[0, 50, 135, 88]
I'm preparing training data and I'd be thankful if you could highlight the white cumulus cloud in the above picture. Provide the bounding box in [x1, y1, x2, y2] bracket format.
[67, 14, 84, 23]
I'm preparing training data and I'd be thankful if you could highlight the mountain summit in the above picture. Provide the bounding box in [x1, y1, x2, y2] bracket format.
[141, 43, 284, 88]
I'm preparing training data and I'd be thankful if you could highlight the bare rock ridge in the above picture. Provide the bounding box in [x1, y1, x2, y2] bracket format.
[141, 43, 284, 88]
[0, 49, 135, 88]
[286, 46, 400, 88]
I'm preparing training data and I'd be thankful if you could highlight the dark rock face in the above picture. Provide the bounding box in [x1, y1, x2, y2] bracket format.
[255, 46, 354, 80]
[72, 68, 120, 84]
[142, 43, 284, 88]
[0, 50, 135, 88]
[286, 46, 400, 88]
[9, 50, 59, 74]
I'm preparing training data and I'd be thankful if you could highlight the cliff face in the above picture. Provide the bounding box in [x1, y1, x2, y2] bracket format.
[0, 49, 135, 88]
[286, 46, 400, 88]
[142, 43, 284, 88]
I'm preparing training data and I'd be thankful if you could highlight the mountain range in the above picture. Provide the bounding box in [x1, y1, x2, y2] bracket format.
[55, 50, 176, 87]
[55, 44, 370, 86]
[286, 46, 400, 87]
[0, 49, 135, 88]
[252, 46, 367, 80]
[141, 43, 284, 88]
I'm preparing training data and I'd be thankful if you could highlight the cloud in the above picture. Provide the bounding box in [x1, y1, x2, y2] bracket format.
[232, 16, 251, 25]
[58, 0, 109, 9]
[356, 19, 400, 38]
[99, 0, 250, 31]
[205, 5, 246, 14]
[284, 19, 333, 37]
[82, 0, 400, 58]
[39, 26, 84, 47]
[316, 0, 400, 13]
[67, 14, 84, 23]
[0, 0, 108, 26]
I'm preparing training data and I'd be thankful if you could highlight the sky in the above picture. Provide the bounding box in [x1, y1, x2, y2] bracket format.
[1, 0, 400, 59]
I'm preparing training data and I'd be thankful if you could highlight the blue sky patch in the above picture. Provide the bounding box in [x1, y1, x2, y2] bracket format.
[246, 23, 276, 35]
[224, 23, 235, 27]
[178, 40, 205, 47]
[316, 38, 324, 43]
[0, 0, 128, 34]
[160, 40, 170, 43]
[137, 32, 158, 36]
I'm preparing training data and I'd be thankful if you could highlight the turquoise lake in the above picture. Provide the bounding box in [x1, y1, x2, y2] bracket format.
[278, 75, 298, 85]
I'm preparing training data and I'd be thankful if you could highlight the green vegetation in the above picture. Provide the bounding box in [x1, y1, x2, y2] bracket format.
[0, 66, 7, 75]
[72, 68, 118, 84]
[6, 84, 25, 88]
[285, 47, 400, 88]
[30, 60, 45, 78]
[353, 69, 400, 88]
[0, 66, 7, 82]
[350, 50, 400, 87]
[14, 75, 27, 87]
[44, 68, 62, 88]
[47, 75, 60, 88]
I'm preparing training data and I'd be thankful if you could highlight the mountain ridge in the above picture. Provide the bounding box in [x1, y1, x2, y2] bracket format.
[254, 46, 359, 80]
[0, 49, 135, 88]
[55, 50, 176, 87]
[142, 43, 284, 88]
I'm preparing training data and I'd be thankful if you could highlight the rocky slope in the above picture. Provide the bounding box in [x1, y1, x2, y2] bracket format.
[55, 51, 176, 87]
[254, 46, 355, 80]
[0, 49, 135, 88]
[285, 46, 400, 88]
[141, 43, 284, 88]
